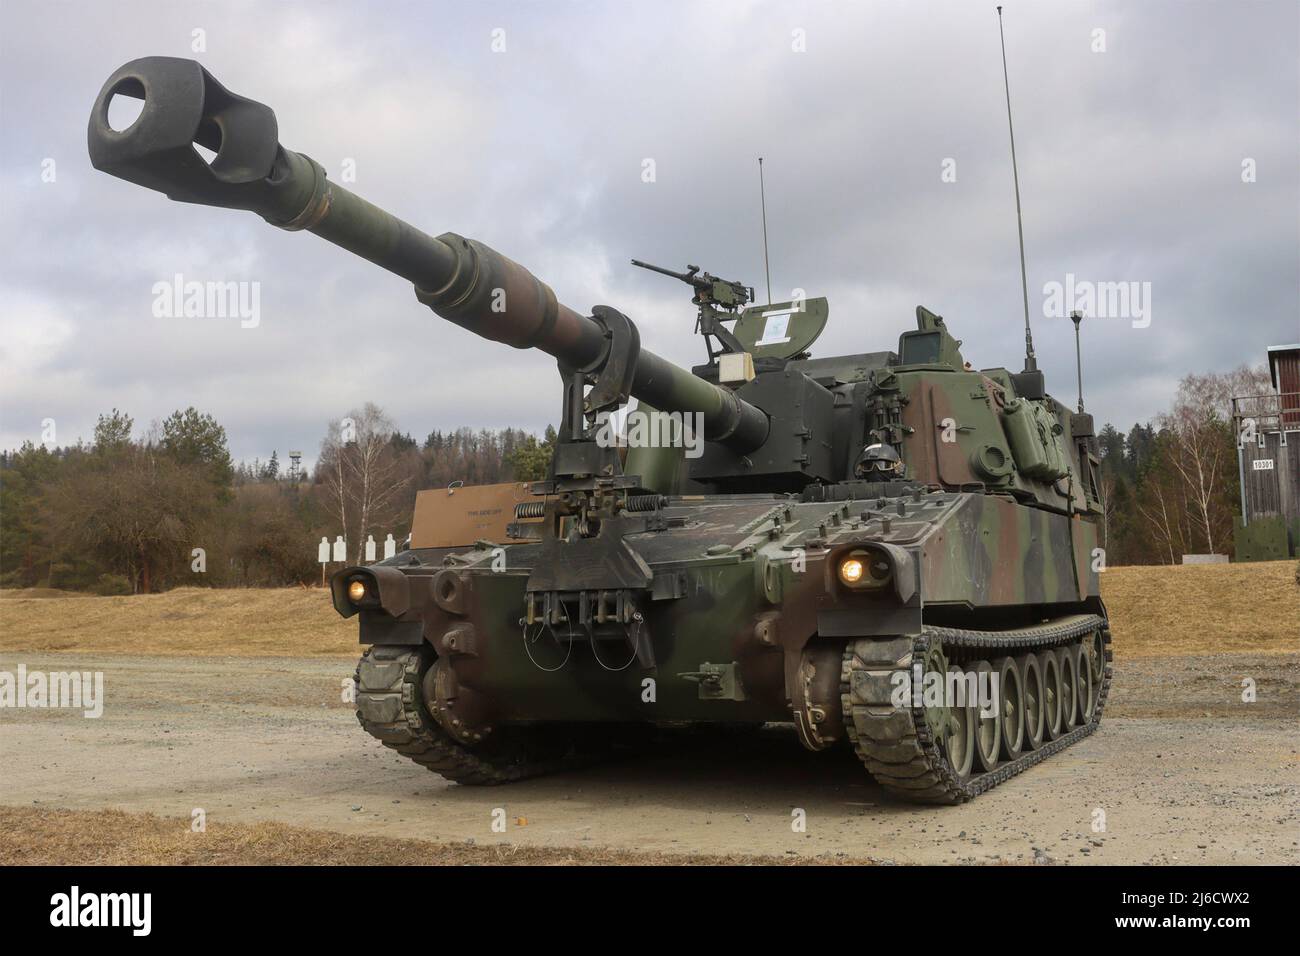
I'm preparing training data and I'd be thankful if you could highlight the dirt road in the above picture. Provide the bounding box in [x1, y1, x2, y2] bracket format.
[2, 651, 1296, 864]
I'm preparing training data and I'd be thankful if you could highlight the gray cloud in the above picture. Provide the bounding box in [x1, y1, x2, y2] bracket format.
[2, 0, 1296, 466]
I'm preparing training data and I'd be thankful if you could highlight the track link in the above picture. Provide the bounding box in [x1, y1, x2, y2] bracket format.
[353, 645, 598, 785]
[841, 614, 1112, 803]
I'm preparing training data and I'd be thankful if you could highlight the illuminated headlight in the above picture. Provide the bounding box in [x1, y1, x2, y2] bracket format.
[838, 557, 865, 585]
[331, 566, 411, 619]
[837, 548, 893, 590]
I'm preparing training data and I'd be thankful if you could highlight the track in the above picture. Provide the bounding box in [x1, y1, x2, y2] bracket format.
[841, 614, 1111, 803]
[357, 615, 1111, 801]
[354, 645, 596, 784]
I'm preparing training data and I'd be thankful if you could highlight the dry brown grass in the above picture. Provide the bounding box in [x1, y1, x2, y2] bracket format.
[1102, 561, 1298, 658]
[0, 806, 841, 866]
[0, 586, 355, 657]
[0, 588, 93, 599]
[0, 562, 1294, 660]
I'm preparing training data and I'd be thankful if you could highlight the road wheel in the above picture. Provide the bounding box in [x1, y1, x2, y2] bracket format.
[1076, 643, 1096, 723]
[1057, 646, 1079, 731]
[1039, 650, 1063, 740]
[972, 661, 1001, 772]
[1019, 652, 1045, 750]
[1090, 629, 1106, 687]
[995, 656, 1024, 761]
[920, 642, 951, 747]
[943, 664, 975, 778]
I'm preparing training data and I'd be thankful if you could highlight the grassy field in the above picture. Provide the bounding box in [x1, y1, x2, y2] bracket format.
[1100, 560, 1298, 657]
[0, 561, 1295, 659]
[0, 806, 835, 866]
[0, 585, 355, 657]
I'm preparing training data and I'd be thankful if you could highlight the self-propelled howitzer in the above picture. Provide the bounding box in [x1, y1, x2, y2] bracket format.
[89, 57, 1111, 803]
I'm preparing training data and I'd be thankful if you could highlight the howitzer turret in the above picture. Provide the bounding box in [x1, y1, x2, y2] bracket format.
[90, 57, 1112, 805]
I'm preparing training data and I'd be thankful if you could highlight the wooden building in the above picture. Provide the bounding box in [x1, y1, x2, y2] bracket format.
[1234, 343, 1300, 560]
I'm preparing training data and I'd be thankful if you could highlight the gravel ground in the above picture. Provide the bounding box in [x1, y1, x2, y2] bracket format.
[1, 651, 1296, 864]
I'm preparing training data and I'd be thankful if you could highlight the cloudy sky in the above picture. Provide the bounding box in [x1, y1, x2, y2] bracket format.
[2, 0, 1297, 467]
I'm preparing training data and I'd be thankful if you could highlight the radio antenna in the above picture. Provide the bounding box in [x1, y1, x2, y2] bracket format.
[758, 157, 773, 305]
[996, 6, 1037, 373]
[1070, 310, 1085, 413]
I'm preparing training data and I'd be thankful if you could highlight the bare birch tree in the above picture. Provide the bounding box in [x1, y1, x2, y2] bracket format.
[1155, 374, 1242, 556]
[318, 403, 412, 563]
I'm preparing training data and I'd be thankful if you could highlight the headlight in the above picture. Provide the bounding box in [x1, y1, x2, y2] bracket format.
[837, 548, 893, 590]
[838, 557, 865, 585]
[330, 565, 412, 619]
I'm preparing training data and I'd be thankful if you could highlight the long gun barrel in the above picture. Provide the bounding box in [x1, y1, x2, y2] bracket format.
[88, 57, 768, 452]
[631, 259, 702, 287]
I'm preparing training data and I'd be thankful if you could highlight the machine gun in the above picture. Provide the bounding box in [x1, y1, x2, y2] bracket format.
[631, 259, 755, 362]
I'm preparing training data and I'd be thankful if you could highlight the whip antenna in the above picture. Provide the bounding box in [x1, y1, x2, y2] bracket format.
[1070, 310, 1085, 413]
[996, 6, 1037, 372]
[758, 157, 773, 305]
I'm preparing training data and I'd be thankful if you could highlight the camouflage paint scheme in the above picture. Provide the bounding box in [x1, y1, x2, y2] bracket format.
[87, 57, 1107, 766]
[346, 353, 1104, 727]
